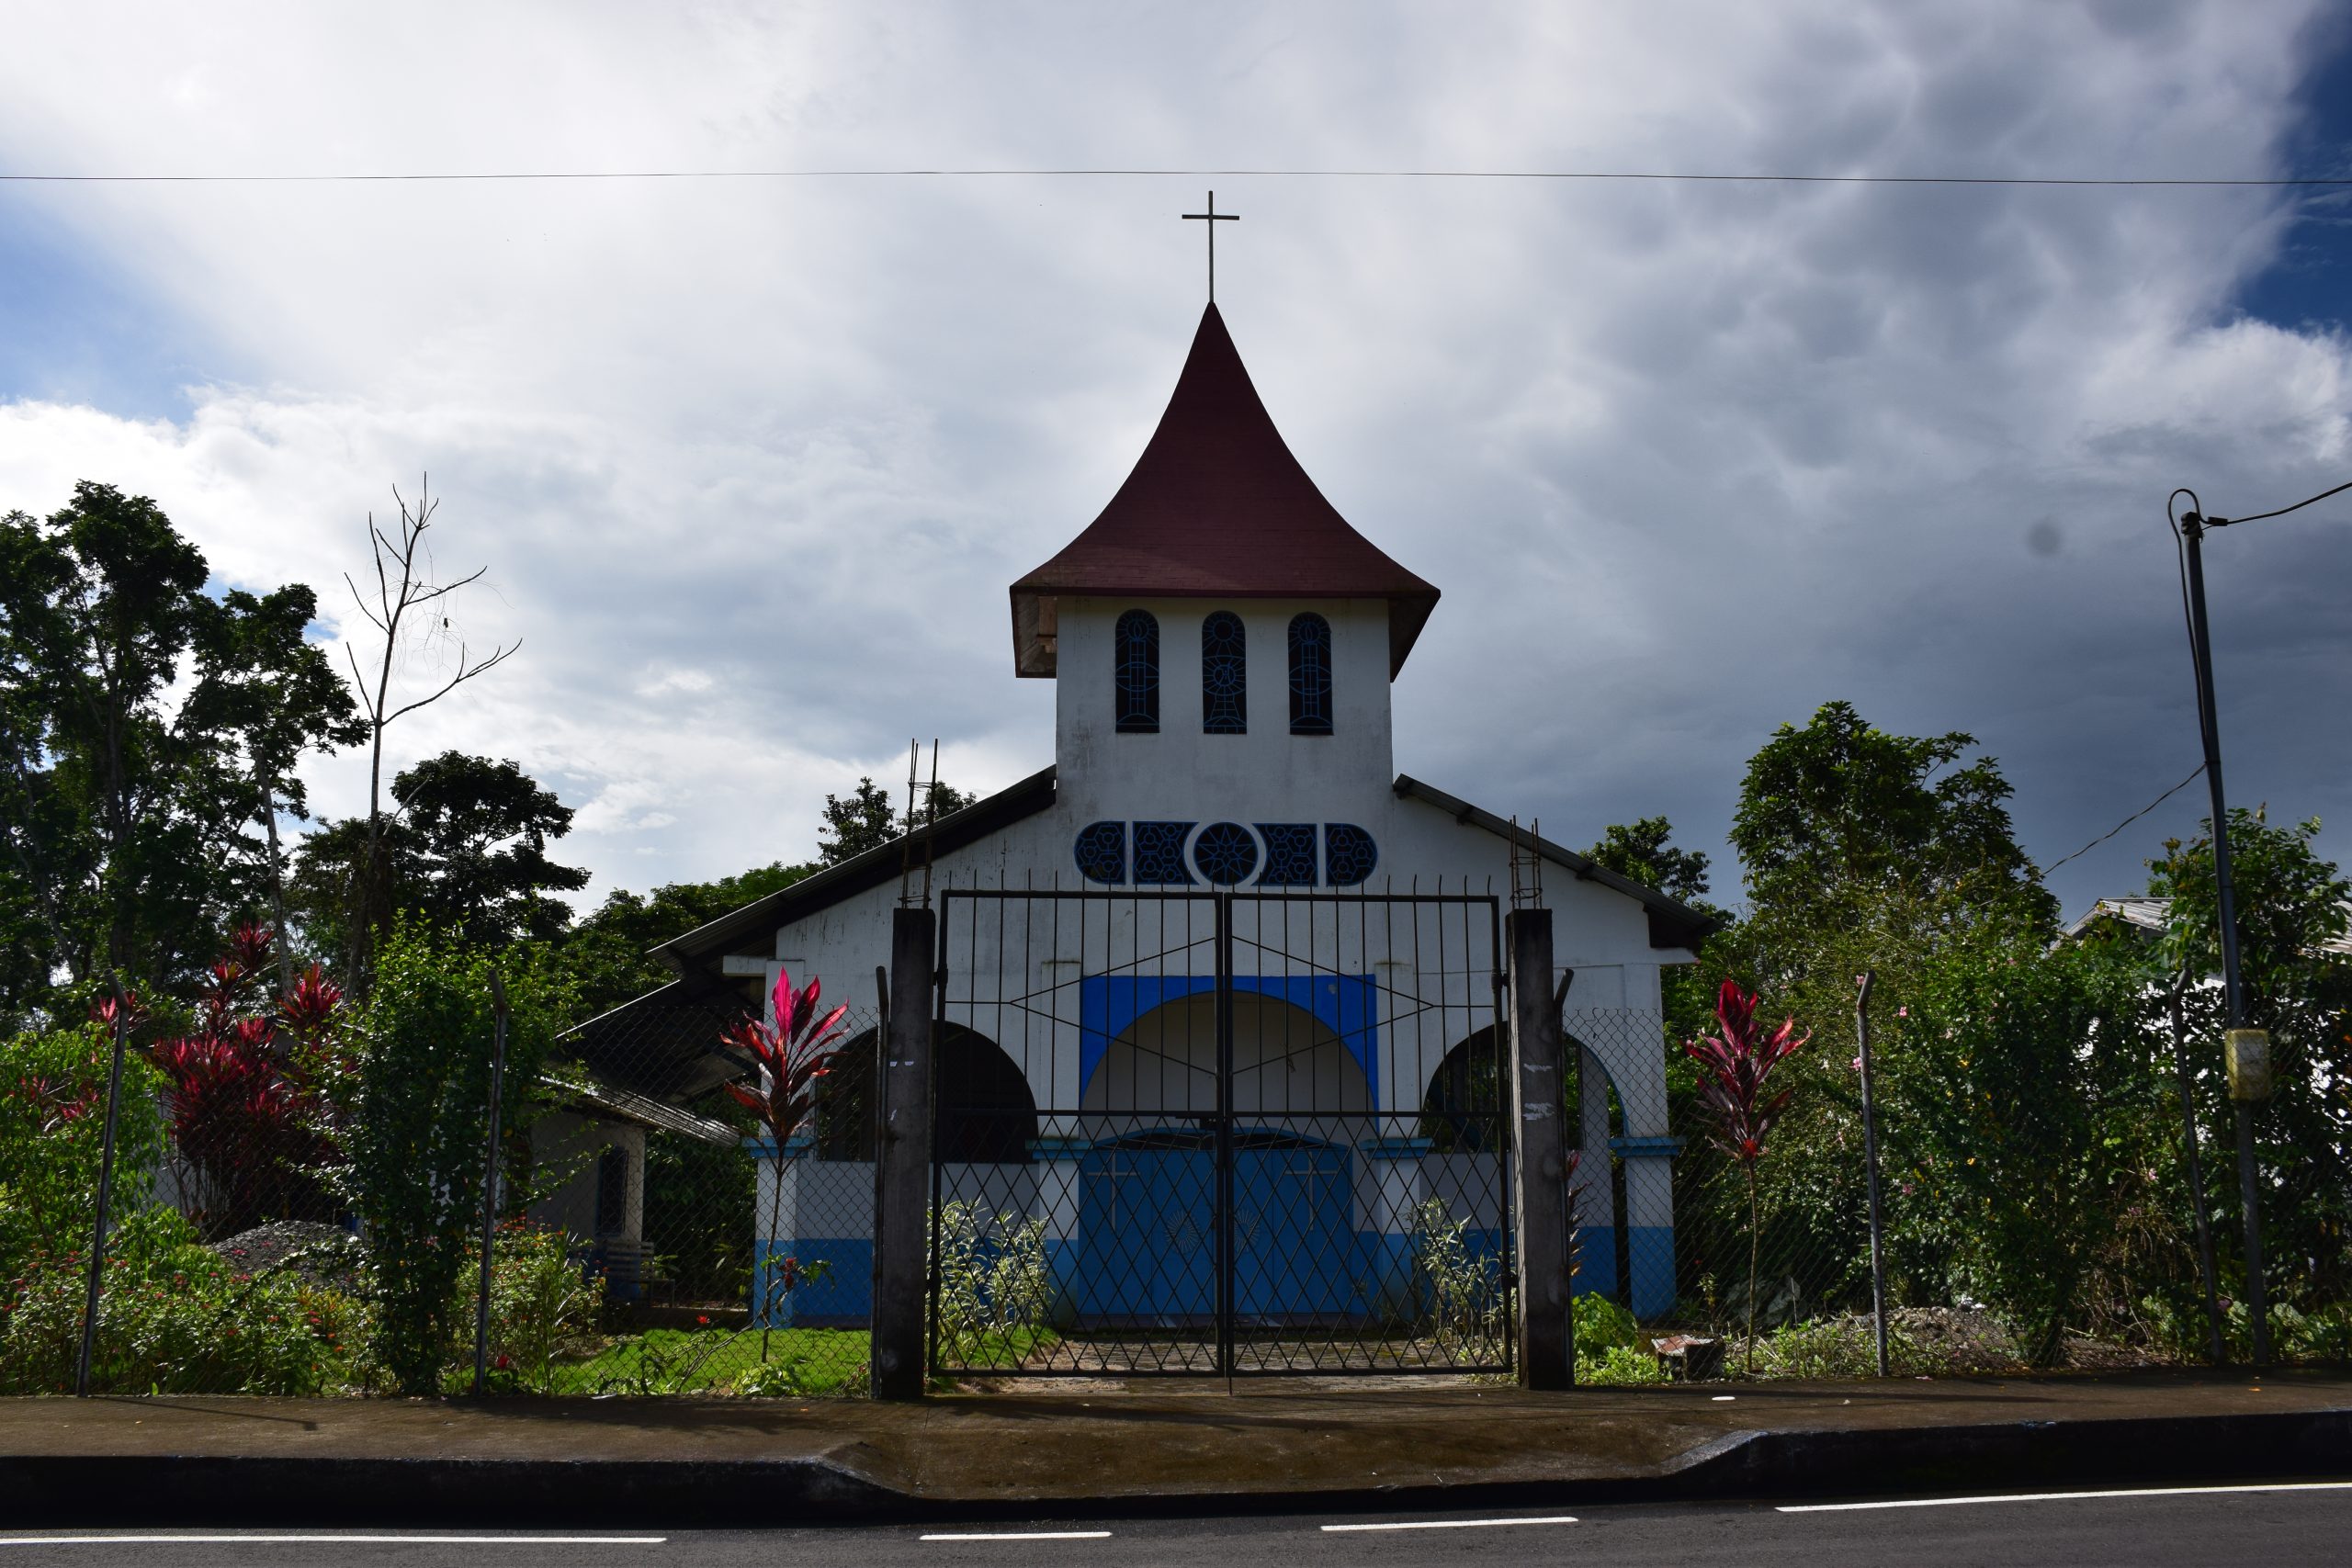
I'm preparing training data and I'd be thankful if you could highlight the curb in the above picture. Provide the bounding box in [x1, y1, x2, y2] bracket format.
[3, 1406, 2347, 1526]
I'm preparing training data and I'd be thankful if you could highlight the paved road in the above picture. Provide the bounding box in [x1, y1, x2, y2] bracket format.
[5, 1483, 2348, 1566]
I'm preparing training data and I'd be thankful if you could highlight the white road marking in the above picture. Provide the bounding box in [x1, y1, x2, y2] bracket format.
[0, 1536, 664, 1547]
[1321, 1517, 1578, 1532]
[1781, 1481, 2352, 1513]
[919, 1531, 1113, 1541]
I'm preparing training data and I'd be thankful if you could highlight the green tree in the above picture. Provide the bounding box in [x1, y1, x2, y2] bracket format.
[1665, 702, 2058, 1332]
[1730, 699, 2054, 939]
[818, 775, 976, 865]
[551, 861, 815, 1020]
[1876, 924, 2173, 1365]
[291, 752, 588, 958]
[2145, 809, 2352, 1310]
[0, 482, 356, 1021]
[1584, 816, 1713, 907]
[182, 586, 367, 988]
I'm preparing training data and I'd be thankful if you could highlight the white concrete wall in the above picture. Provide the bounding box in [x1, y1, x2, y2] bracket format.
[763, 592, 1683, 1148]
[1054, 594, 1395, 824]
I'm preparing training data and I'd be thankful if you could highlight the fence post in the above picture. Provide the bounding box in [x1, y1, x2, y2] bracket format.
[74, 981, 133, 1397]
[471, 971, 511, 1396]
[1507, 908, 1573, 1390]
[1855, 971, 1889, 1379]
[870, 905, 936, 1401]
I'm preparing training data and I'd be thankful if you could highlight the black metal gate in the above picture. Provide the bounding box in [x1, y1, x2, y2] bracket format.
[928, 886, 1512, 1378]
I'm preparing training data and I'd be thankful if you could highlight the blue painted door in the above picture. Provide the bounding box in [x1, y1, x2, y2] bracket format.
[1075, 1144, 1216, 1320]
[1235, 1144, 1353, 1319]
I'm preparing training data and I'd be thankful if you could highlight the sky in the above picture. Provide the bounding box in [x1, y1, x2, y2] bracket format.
[1, 0, 2348, 924]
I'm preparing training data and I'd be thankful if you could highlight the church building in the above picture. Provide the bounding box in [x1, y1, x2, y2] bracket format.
[580, 301, 1711, 1337]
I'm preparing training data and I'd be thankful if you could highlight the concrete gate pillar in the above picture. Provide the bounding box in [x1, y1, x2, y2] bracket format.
[871, 907, 936, 1402]
[1507, 908, 1573, 1390]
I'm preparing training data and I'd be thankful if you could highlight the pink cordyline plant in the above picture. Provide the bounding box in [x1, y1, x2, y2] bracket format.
[722, 969, 848, 1352]
[152, 928, 342, 1238]
[1683, 978, 1811, 1371]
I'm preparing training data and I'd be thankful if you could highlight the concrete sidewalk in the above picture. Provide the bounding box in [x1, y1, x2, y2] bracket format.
[2, 1371, 2347, 1525]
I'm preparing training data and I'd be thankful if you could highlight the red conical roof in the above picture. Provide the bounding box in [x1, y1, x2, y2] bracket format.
[1011, 303, 1439, 678]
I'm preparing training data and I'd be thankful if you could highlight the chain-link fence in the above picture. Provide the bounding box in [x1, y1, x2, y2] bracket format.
[11, 937, 2346, 1397]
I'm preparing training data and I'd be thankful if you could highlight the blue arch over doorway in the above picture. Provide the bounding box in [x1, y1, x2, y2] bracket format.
[1079, 975, 1378, 1107]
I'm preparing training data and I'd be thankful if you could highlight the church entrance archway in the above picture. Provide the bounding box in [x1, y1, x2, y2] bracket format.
[1073, 991, 1365, 1325]
[933, 885, 1510, 1377]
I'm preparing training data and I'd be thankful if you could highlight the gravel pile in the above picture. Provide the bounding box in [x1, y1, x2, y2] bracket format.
[209, 1221, 363, 1288]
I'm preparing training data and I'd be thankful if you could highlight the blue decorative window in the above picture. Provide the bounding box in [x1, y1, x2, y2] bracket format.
[1191, 822, 1261, 886]
[1134, 820, 1197, 885]
[1256, 823, 1318, 886]
[1114, 610, 1159, 733]
[1201, 611, 1247, 734]
[1324, 823, 1378, 886]
[1288, 614, 1333, 736]
[1074, 821, 1127, 885]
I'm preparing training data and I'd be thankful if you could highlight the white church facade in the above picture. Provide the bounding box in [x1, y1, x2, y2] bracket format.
[585, 304, 1711, 1335]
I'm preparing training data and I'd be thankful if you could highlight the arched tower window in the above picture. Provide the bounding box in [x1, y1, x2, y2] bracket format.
[1114, 610, 1159, 733]
[1202, 611, 1247, 734]
[1288, 613, 1333, 735]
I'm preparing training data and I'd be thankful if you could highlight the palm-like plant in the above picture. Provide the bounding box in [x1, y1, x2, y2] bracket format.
[721, 969, 848, 1352]
[1684, 978, 1810, 1371]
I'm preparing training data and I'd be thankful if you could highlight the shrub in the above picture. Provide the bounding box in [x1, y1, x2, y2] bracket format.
[933, 1201, 1050, 1367]
[1574, 1292, 1643, 1359]
[0, 1207, 359, 1395]
[0, 1022, 165, 1291]
[1408, 1199, 1505, 1357]
[1578, 1342, 1668, 1385]
[484, 1221, 598, 1393]
[335, 924, 569, 1393]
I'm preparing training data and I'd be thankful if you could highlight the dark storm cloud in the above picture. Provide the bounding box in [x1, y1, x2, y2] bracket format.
[0, 0, 2345, 917]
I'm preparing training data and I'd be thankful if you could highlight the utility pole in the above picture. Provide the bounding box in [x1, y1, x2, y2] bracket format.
[2167, 475, 2352, 1367]
[2173, 500, 2271, 1368]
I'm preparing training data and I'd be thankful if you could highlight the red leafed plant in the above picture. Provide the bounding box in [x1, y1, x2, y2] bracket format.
[722, 968, 849, 1145]
[152, 926, 344, 1239]
[1683, 978, 1810, 1371]
[722, 969, 848, 1347]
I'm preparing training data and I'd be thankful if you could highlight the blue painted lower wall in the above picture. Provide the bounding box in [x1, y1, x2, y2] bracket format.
[752, 1238, 872, 1327]
[1572, 1225, 1676, 1320]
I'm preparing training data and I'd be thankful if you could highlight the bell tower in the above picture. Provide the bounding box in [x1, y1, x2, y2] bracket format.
[1008, 305, 1438, 876]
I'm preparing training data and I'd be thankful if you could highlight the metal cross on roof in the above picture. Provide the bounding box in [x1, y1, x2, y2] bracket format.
[1182, 191, 1238, 302]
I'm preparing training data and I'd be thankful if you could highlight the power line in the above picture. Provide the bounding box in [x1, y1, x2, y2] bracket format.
[4, 166, 2352, 187]
[2040, 763, 2208, 880]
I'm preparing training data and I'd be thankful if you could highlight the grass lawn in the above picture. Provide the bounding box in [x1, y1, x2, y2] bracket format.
[552, 1325, 873, 1395]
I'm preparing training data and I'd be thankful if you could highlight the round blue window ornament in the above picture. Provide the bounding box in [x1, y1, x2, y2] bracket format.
[1191, 821, 1261, 886]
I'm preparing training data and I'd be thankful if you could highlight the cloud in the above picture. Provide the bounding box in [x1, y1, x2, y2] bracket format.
[2, 0, 2347, 919]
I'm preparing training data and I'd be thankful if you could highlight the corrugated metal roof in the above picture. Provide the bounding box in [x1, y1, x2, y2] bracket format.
[547, 1074, 740, 1146]
[2066, 896, 2352, 956]
[1010, 303, 1440, 679]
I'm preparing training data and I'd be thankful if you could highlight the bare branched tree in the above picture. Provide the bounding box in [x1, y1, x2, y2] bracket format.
[341, 476, 517, 986]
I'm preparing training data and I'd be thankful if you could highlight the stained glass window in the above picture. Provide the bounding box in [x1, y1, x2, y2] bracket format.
[1201, 611, 1247, 734]
[1191, 822, 1261, 886]
[1288, 613, 1333, 735]
[1255, 823, 1318, 886]
[1074, 821, 1127, 885]
[1114, 610, 1159, 733]
[1324, 823, 1378, 886]
[1134, 820, 1197, 885]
